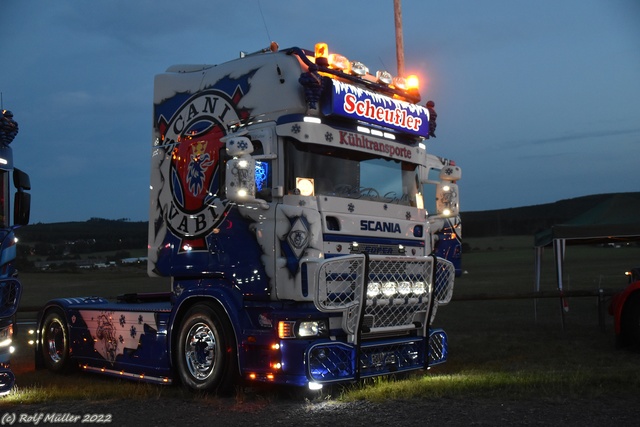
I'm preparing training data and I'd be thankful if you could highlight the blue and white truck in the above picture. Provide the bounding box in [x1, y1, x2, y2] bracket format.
[35, 43, 460, 392]
[0, 108, 31, 395]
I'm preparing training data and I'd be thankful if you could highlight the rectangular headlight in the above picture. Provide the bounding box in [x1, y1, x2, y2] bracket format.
[0, 325, 13, 347]
[278, 320, 329, 339]
[297, 320, 329, 338]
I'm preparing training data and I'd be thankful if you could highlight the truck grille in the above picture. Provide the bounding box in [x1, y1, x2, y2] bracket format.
[434, 261, 455, 305]
[307, 329, 448, 383]
[314, 255, 454, 337]
[0, 279, 21, 318]
[428, 329, 448, 365]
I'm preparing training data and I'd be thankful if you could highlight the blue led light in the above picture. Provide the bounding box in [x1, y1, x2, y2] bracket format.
[255, 161, 268, 191]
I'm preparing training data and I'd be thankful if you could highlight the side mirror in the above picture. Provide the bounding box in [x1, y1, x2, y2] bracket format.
[436, 182, 459, 217]
[13, 168, 31, 190]
[226, 157, 257, 202]
[439, 165, 462, 182]
[13, 169, 31, 226]
[14, 191, 30, 226]
[225, 136, 256, 203]
[225, 136, 254, 157]
[224, 137, 269, 209]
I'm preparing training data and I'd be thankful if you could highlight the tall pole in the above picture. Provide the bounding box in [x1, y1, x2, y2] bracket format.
[394, 0, 405, 77]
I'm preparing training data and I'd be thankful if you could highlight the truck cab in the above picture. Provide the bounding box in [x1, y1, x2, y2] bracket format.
[36, 43, 459, 392]
[0, 109, 31, 395]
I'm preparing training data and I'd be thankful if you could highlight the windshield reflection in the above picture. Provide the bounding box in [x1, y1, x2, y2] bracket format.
[285, 138, 419, 206]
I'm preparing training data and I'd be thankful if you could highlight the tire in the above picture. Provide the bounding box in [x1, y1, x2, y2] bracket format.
[0, 370, 15, 395]
[620, 294, 640, 350]
[40, 308, 73, 373]
[175, 303, 238, 393]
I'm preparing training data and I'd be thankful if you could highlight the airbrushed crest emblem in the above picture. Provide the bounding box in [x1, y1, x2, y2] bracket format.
[287, 217, 310, 258]
[157, 89, 242, 250]
[280, 215, 311, 275]
[186, 140, 214, 196]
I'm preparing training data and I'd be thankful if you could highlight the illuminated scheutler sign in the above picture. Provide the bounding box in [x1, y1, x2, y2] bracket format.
[329, 80, 430, 138]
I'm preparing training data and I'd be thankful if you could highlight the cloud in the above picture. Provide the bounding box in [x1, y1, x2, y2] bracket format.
[3, 0, 640, 221]
[54, 91, 93, 108]
[507, 128, 640, 148]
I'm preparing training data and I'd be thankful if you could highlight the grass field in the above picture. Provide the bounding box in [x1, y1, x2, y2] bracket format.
[3, 235, 640, 404]
[420, 235, 640, 401]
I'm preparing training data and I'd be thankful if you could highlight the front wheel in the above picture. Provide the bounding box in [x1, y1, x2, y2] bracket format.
[175, 303, 238, 393]
[40, 308, 73, 373]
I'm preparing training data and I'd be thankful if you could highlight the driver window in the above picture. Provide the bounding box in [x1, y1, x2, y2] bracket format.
[251, 140, 272, 201]
[423, 168, 440, 215]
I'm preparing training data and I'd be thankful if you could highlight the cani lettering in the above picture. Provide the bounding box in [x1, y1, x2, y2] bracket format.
[172, 95, 231, 136]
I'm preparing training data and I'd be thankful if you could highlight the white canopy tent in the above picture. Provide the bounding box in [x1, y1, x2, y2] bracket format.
[533, 193, 640, 325]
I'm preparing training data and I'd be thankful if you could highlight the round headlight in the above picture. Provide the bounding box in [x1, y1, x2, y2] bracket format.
[368, 282, 381, 297]
[382, 281, 396, 296]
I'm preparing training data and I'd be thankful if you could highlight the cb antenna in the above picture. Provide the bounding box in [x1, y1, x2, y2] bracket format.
[394, 0, 405, 76]
[257, 1, 273, 45]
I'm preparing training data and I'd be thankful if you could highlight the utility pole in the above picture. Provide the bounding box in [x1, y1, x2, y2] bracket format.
[394, 0, 405, 77]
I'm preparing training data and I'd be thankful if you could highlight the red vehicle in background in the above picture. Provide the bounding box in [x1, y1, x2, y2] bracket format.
[609, 267, 640, 349]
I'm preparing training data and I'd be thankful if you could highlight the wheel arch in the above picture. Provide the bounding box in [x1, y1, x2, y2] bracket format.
[167, 290, 243, 376]
[34, 302, 70, 370]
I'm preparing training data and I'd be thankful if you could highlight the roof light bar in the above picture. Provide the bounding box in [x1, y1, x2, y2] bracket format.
[406, 75, 420, 91]
[310, 42, 421, 98]
[329, 54, 351, 73]
[350, 61, 368, 76]
[314, 42, 329, 66]
[376, 70, 393, 85]
[392, 76, 407, 90]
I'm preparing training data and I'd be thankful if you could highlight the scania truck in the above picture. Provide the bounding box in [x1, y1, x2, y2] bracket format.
[0, 108, 31, 395]
[35, 43, 460, 392]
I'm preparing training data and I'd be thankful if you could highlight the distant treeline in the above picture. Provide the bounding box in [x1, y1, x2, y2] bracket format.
[15, 218, 147, 257]
[14, 193, 639, 249]
[462, 192, 639, 237]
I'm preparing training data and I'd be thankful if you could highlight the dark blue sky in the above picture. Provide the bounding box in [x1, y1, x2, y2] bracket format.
[1, 1, 639, 223]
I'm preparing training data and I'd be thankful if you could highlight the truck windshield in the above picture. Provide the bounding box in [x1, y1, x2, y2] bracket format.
[284, 138, 420, 207]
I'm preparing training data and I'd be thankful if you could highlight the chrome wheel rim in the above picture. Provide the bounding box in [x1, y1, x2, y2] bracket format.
[184, 322, 216, 380]
[45, 319, 65, 364]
